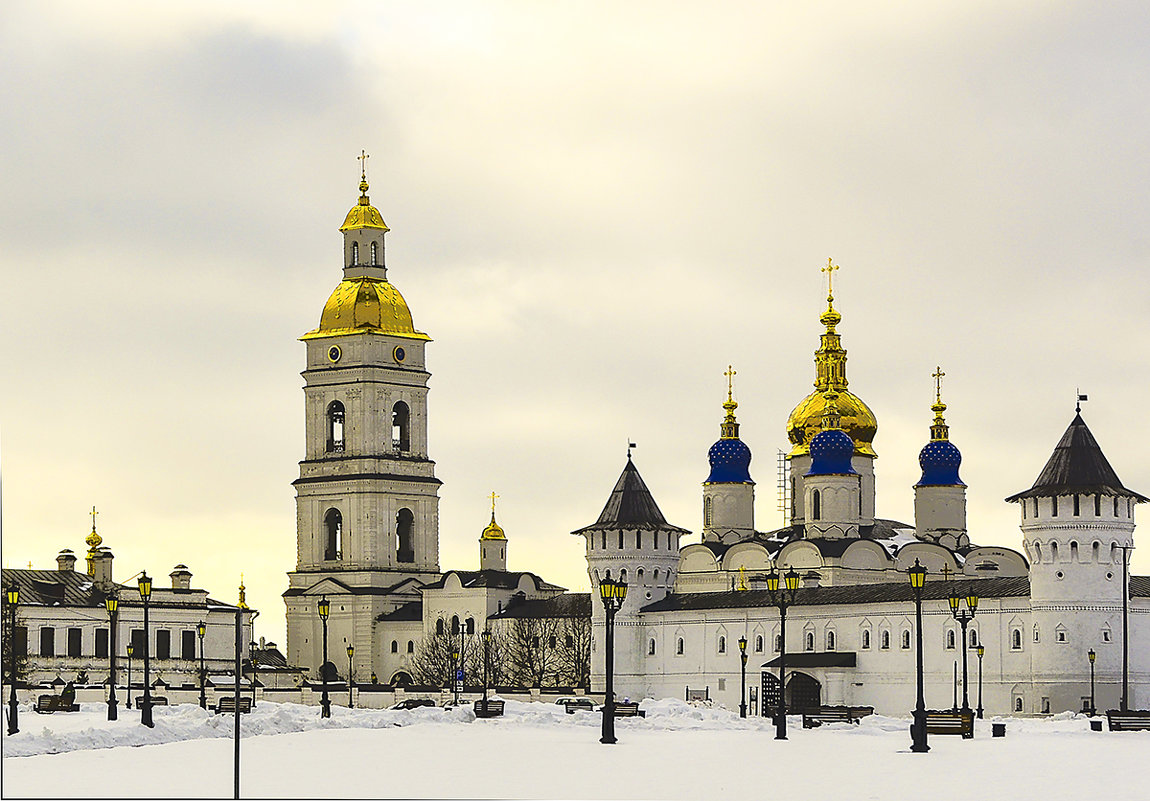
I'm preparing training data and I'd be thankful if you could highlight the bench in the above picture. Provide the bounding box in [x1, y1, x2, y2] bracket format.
[135, 696, 169, 707]
[33, 695, 80, 714]
[801, 705, 875, 728]
[1106, 710, 1150, 731]
[924, 709, 974, 739]
[564, 698, 595, 714]
[215, 697, 253, 714]
[473, 699, 504, 718]
[613, 702, 646, 718]
[686, 687, 710, 703]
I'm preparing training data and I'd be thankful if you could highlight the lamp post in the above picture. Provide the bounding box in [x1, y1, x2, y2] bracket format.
[909, 558, 929, 753]
[947, 586, 978, 717]
[598, 577, 627, 745]
[451, 644, 460, 706]
[138, 572, 154, 728]
[317, 596, 331, 718]
[738, 635, 748, 719]
[105, 593, 119, 721]
[481, 629, 492, 709]
[766, 566, 800, 740]
[250, 641, 260, 709]
[1088, 649, 1096, 717]
[126, 644, 134, 709]
[346, 645, 354, 708]
[975, 644, 985, 719]
[197, 621, 207, 709]
[6, 585, 19, 735]
[1120, 544, 1132, 712]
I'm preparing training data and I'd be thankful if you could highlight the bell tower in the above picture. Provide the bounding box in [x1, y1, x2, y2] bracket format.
[285, 157, 442, 680]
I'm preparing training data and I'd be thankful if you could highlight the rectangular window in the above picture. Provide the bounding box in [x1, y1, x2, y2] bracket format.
[95, 628, 109, 658]
[1073, 495, 1080, 516]
[1052, 496, 1058, 517]
[40, 627, 55, 657]
[67, 628, 82, 657]
[182, 631, 197, 660]
[156, 630, 171, 660]
[13, 626, 28, 657]
[131, 629, 146, 655]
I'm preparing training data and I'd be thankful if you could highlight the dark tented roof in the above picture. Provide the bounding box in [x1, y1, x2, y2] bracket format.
[490, 593, 591, 620]
[572, 458, 691, 534]
[375, 601, 423, 622]
[640, 576, 1032, 613]
[1006, 413, 1148, 502]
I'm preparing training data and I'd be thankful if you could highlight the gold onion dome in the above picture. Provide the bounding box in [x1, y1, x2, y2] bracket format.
[481, 513, 506, 541]
[340, 176, 390, 232]
[303, 277, 430, 341]
[786, 260, 877, 458]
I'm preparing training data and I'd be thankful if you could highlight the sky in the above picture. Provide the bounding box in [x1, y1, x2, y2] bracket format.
[2, 0, 1148, 646]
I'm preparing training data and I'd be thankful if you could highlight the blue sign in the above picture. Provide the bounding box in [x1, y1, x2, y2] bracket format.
[456, 669, 464, 681]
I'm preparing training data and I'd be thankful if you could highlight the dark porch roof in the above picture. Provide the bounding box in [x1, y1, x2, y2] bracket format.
[761, 652, 857, 669]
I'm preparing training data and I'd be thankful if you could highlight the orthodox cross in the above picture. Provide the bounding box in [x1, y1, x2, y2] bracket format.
[822, 258, 839, 299]
[933, 366, 945, 403]
[725, 365, 737, 401]
[489, 491, 499, 517]
[940, 564, 952, 582]
[358, 149, 370, 180]
[90, 506, 98, 530]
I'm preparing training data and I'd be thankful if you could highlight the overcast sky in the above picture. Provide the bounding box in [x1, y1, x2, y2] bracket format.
[2, 1, 1148, 646]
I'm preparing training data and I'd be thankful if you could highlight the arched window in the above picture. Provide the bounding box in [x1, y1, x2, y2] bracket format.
[861, 629, 871, 649]
[676, 638, 684, 655]
[324, 508, 342, 561]
[881, 631, 890, 650]
[648, 639, 656, 656]
[620, 569, 627, 582]
[451, 616, 460, 636]
[637, 568, 644, 581]
[1050, 541, 1058, 560]
[351, 241, 359, 265]
[1034, 542, 1042, 562]
[969, 629, 979, 648]
[1012, 628, 1022, 649]
[392, 402, 410, 452]
[901, 630, 911, 650]
[826, 631, 836, 651]
[946, 630, 956, 650]
[653, 568, 660, 583]
[811, 490, 821, 521]
[326, 401, 345, 453]
[396, 508, 415, 563]
[466, 618, 475, 635]
[755, 635, 763, 652]
[1033, 627, 1041, 643]
[1111, 542, 1119, 563]
[718, 636, 726, 654]
[436, 619, 444, 636]
[1093, 541, 1101, 562]
[370, 241, 378, 265]
[704, 496, 713, 527]
[1015, 697, 1023, 712]
[1070, 541, 1079, 561]
[804, 631, 814, 651]
[774, 634, 782, 652]
[391, 640, 398, 653]
[407, 640, 414, 653]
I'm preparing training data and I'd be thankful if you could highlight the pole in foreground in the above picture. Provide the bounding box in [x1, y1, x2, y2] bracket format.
[766, 567, 800, 740]
[317, 596, 331, 718]
[138, 572, 154, 728]
[105, 593, 119, 721]
[738, 636, 748, 719]
[598, 578, 627, 744]
[909, 559, 929, 753]
[6, 586, 19, 735]
[234, 608, 242, 800]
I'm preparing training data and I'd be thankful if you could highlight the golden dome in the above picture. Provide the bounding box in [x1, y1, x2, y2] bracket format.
[786, 388, 877, 457]
[481, 514, 506, 541]
[340, 179, 390, 232]
[302, 276, 430, 341]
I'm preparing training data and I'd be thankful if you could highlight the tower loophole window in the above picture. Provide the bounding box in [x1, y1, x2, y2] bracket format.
[396, 508, 415, 563]
[811, 490, 821, 521]
[370, 241, 378, 265]
[324, 508, 342, 561]
[326, 401, 345, 453]
[392, 401, 410, 452]
[351, 242, 359, 266]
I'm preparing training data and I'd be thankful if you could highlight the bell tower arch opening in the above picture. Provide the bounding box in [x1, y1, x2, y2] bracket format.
[396, 508, 415, 563]
[392, 401, 410, 453]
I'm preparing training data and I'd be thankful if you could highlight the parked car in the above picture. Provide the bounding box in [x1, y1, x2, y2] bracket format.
[389, 698, 435, 711]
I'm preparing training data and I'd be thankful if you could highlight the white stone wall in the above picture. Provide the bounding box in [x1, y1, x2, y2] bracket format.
[702, 482, 754, 543]
[914, 484, 967, 546]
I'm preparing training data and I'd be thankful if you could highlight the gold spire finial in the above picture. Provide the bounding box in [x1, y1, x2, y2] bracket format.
[356, 150, 371, 199]
[85, 506, 103, 553]
[720, 365, 740, 439]
[489, 491, 499, 520]
[481, 492, 506, 540]
[930, 366, 949, 441]
[819, 259, 842, 331]
[823, 257, 839, 302]
[237, 574, 248, 609]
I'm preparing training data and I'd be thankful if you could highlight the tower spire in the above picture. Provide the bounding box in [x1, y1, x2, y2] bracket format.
[85, 505, 103, 576]
[720, 365, 740, 439]
[814, 259, 847, 392]
[237, 574, 248, 609]
[930, 366, 949, 441]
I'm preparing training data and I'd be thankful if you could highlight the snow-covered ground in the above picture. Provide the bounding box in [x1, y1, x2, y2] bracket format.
[2, 699, 1146, 799]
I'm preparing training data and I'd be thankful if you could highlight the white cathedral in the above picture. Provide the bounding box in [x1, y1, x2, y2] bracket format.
[285, 171, 1148, 717]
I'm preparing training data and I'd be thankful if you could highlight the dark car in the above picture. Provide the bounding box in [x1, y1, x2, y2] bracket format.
[389, 698, 435, 711]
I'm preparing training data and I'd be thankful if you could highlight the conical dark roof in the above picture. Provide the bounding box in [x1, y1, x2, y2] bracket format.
[572, 458, 691, 534]
[1006, 413, 1147, 502]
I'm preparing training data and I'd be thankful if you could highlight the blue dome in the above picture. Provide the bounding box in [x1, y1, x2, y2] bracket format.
[706, 438, 753, 483]
[916, 439, 964, 486]
[806, 429, 858, 476]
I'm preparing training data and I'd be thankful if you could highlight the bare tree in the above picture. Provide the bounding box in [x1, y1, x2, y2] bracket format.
[503, 617, 564, 687]
[555, 615, 591, 689]
[409, 631, 456, 687]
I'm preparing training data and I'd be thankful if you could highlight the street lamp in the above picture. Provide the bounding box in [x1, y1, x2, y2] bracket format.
[6, 585, 19, 735]
[766, 566, 800, 740]
[346, 645, 354, 708]
[1088, 649, 1097, 717]
[947, 586, 978, 718]
[104, 593, 119, 721]
[975, 644, 985, 719]
[317, 596, 331, 718]
[738, 636, 748, 719]
[598, 577, 627, 745]
[481, 629, 492, 710]
[126, 643, 134, 709]
[250, 641, 260, 709]
[908, 558, 929, 753]
[197, 621, 207, 709]
[138, 572, 154, 728]
[451, 645, 460, 706]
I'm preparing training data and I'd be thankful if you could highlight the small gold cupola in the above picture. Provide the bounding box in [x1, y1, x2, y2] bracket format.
[479, 492, 508, 571]
[930, 366, 949, 441]
[85, 506, 103, 575]
[340, 152, 390, 233]
[237, 574, 249, 609]
[720, 364, 740, 440]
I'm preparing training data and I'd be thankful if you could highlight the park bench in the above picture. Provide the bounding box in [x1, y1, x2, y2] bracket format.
[215, 696, 253, 714]
[33, 694, 80, 713]
[924, 709, 974, 739]
[473, 699, 504, 718]
[136, 696, 169, 707]
[801, 705, 874, 728]
[1106, 710, 1150, 732]
[685, 687, 710, 703]
[564, 698, 595, 714]
[613, 702, 646, 718]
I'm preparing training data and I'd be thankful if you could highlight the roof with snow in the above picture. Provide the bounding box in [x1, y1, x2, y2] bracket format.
[572, 458, 691, 534]
[420, 570, 566, 593]
[1, 568, 239, 610]
[489, 593, 591, 620]
[1006, 413, 1148, 502]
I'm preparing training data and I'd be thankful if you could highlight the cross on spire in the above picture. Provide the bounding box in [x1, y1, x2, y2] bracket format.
[941, 564, 952, 582]
[489, 491, 499, 518]
[90, 506, 98, 531]
[822, 258, 839, 301]
[357, 150, 370, 180]
[724, 364, 737, 402]
[933, 366, 945, 403]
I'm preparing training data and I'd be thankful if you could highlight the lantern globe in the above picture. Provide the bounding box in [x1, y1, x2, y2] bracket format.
[765, 570, 780, 593]
[197, 621, 206, 637]
[317, 596, 330, 619]
[618, 581, 628, 601]
[138, 573, 152, 598]
[1088, 649, 1096, 663]
[948, 593, 961, 613]
[738, 636, 747, 653]
[908, 559, 926, 589]
[966, 593, 979, 611]
[7, 586, 20, 605]
[783, 568, 800, 592]
[126, 644, 135, 658]
[977, 644, 984, 658]
[104, 594, 118, 614]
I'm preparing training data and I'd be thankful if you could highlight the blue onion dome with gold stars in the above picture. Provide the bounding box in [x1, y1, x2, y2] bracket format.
[706, 368, 754, 484]
[806, 391, 859, 476]
[916, 369, 964, 486]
